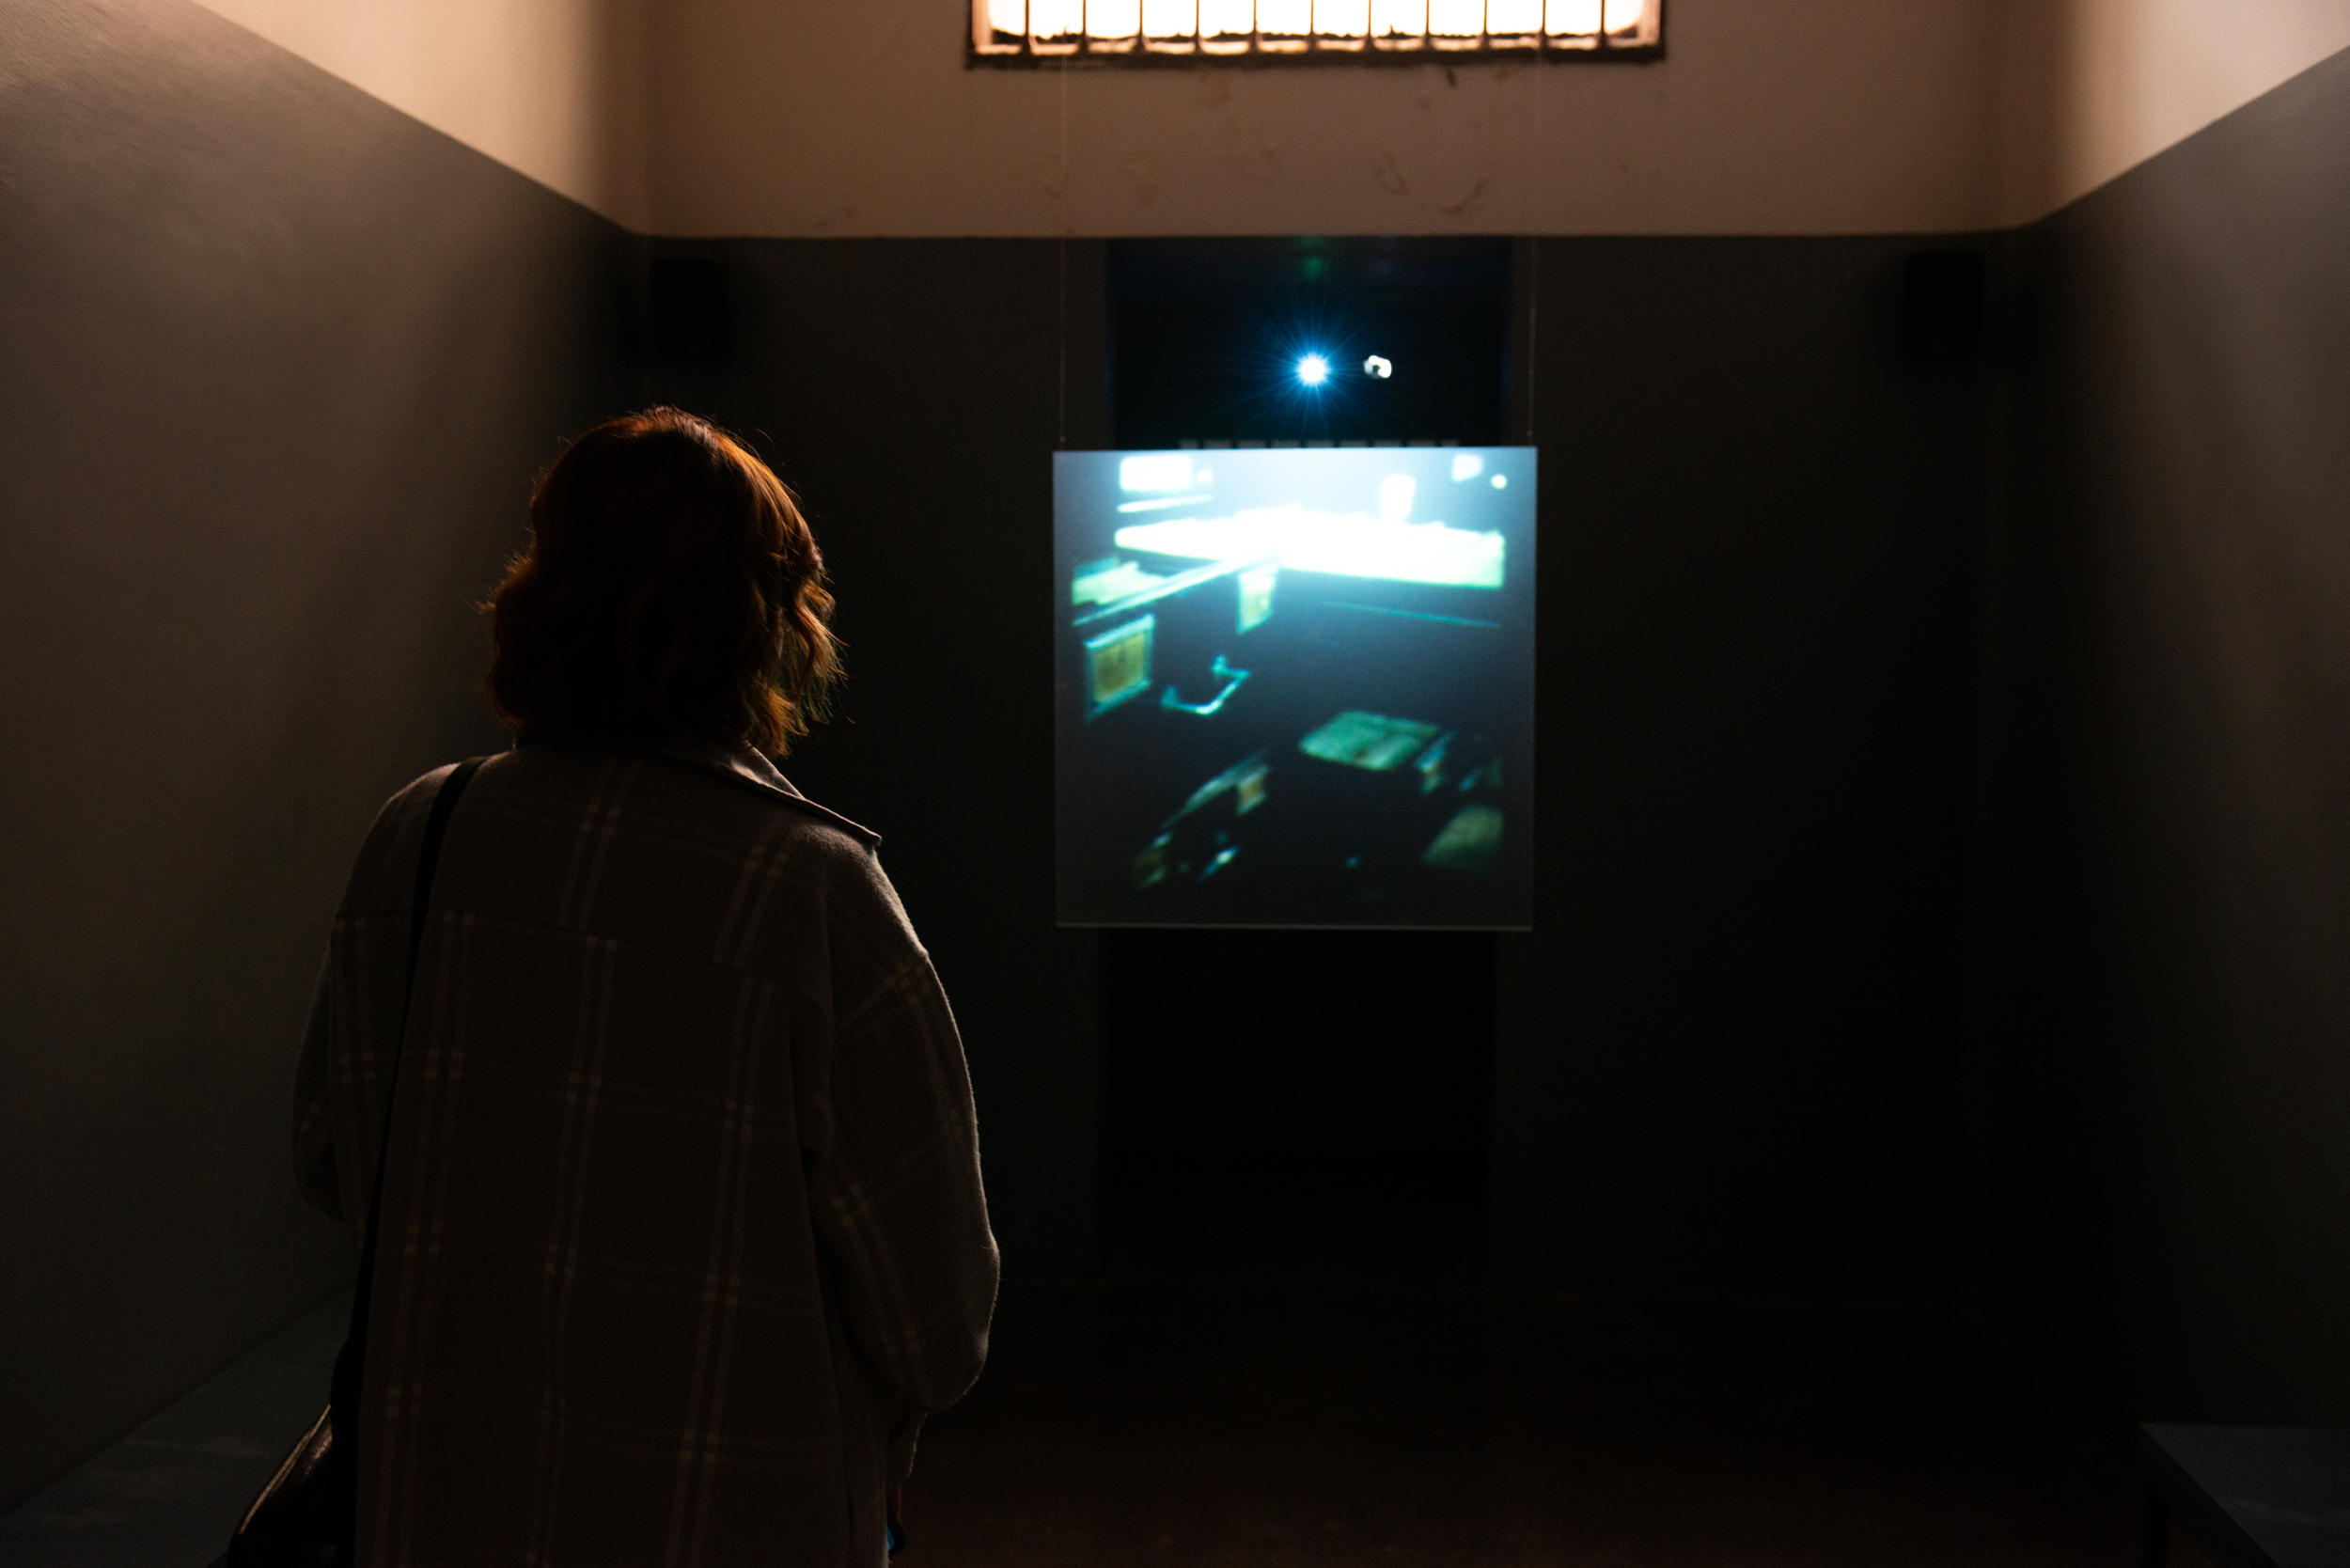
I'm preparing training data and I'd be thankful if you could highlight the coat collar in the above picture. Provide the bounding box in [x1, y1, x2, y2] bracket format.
[514, 730, 881, 849]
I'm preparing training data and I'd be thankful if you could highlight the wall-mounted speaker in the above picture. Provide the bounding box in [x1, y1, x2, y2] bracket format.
[1901, 248, 1986, 361]
[650, 255, 729, 363]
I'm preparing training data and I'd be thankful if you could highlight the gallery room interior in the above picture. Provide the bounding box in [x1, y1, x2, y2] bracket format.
[4, 1, 2349, 1562]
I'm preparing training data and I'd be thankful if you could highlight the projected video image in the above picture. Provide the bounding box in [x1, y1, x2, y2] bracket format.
[1057, 447, 1535, 929]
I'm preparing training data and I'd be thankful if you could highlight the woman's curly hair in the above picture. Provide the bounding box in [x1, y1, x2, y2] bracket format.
[485, 408, 840, 756]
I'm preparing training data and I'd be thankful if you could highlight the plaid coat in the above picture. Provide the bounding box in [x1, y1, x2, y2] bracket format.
[293, 738, 997, 1567]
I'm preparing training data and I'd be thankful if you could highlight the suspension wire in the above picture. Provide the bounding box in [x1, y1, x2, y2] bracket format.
[1527, 236, 1539, 443]
[1058, 56, 1070, 450]
[1526, 67, 1542, 446]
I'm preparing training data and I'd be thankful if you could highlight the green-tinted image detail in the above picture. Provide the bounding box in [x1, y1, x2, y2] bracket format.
[1298, 711, 1443, 772]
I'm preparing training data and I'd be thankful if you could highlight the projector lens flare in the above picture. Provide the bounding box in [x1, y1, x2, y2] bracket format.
[1295, 353, 1330, 387]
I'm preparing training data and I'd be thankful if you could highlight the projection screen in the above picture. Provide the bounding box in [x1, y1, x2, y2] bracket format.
[1056, 446, 1535, 928]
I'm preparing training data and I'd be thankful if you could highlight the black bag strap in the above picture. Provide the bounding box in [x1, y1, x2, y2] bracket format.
[329, 757, 486, 1445]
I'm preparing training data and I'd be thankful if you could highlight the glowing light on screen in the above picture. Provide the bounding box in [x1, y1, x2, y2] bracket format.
[1491, 473, 1509, 489]
[1114, 505, 1505, 588]
[1363, 354, 1393, 379]
[1377, 474, 1417, 522]
[1120, 453, 1197, 493]
[1116, 494, 1214, 512]
[1450, 452, 1484, 481]
[1295, 353, 1331, 387]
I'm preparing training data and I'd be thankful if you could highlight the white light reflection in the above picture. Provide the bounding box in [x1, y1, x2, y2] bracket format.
[1363, 354, 1393, 379]
[1117, 494, 1214, 512]
[1030, 0, 1083, 37]
[1545, 0, 1598, 34]
[1116, 506, 1505, 589]
[1088, 0, 1141, 35]
[1200, 0, 1254, 38]
[1142, 0, 1197, 34]
[1120, 453, 1196, 492]
[1315, 0, 1370, 34]
[1260, 0, 1310, 33]
[982, 0, 1646, 45]
[1376, 474, 1416, 522]
[1450, 452, 1484, 481]
[1429, 0, 1481, 35]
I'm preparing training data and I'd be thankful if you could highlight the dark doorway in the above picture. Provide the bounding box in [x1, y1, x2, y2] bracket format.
[1099, 237, 1515, 1272]
[1109, 236, 1512, 447]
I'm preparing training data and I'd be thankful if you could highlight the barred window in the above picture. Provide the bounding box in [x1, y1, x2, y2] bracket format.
[970, 0, 1661, 63]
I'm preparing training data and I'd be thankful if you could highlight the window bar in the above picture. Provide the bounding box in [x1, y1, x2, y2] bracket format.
[1090, 0, 1142, 53]
[1370, 0, 1425, 51]
[1544, 0, 1594, 54]
[971, 0, 1657, 60]
[1258, 0, 1308, 54]
[1314, 0, 1369, 53]
[1145, 0, 1198, 52]
[1489, 0, 1542, 50]
[975, 0, 1025, 55]
[1028, 0, 1080, 55]
[1428, 0, 1480, 50]
[1199, 0, 1251, 54]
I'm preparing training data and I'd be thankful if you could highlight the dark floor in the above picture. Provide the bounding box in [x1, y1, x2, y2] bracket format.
[4, 1268, 2219, 1567]
[0, 1294, 347, 1568]
[907, 1262, 2155, 1567]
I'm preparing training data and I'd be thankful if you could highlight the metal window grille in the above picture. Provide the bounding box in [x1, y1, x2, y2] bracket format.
[971, 0, 1661, 63]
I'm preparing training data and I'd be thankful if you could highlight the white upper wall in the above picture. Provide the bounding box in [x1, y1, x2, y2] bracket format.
[646, 0, 1998, 238]
[1996, 0, 2350, 227]
[191, 0, 656, 229]
[191, 0, 2350, 238]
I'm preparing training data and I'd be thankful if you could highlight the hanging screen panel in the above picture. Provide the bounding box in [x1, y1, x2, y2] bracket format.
[1057, 444, 1535, 928]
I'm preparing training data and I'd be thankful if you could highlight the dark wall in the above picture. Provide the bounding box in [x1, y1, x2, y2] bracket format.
[1496, 236, 1995, 1297]
[0, 0, 624, 1509]
[625, 238, 1114, 1278]
[641, 233, 1998, 1297]
[37, 0, 2345, 1510]
[1970, 48, 2350, 1422]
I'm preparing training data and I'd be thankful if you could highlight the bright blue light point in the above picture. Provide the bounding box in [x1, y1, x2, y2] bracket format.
[1295, 353, 1331, 388]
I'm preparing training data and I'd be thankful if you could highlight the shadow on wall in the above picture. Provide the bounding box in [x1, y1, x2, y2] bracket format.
[0, 0, 628, 1513]
[1967, 44, 2350, 1427]
[624, 227, 2000, 1305]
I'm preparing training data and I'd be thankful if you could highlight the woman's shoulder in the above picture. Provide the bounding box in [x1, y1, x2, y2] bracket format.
[485, 740, 912, 932]
[334, 759, 478, 918]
